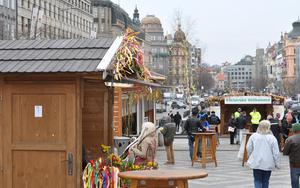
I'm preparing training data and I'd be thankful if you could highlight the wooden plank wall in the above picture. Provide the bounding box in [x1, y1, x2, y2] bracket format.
[113, 88, 122, 136]
[82, 80, 113, 160]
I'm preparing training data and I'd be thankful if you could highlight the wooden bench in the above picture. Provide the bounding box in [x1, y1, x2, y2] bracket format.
[192, 132, 217, 168]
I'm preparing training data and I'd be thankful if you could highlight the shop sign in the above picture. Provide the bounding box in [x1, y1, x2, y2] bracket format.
[225, 96, 272, 104]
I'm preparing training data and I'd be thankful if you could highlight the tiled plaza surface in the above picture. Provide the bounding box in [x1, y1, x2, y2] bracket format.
[156, 137, 291, 188]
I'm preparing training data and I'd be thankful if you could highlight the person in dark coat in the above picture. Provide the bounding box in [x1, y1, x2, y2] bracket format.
[228, 114, 237, 145]
[267, 115, 281, 148]
[184, 107, 206, 160]
[173, 112, 182, 132]
[236, 111, 247, 144]
[159, 116, 176, 164]
[283, 123, 300, 188]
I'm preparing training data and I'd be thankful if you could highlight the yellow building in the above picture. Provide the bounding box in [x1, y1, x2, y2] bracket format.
[283, 20, 300, 93]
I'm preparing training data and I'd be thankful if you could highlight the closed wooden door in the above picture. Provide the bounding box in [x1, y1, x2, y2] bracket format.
[3, 83, 76, 188]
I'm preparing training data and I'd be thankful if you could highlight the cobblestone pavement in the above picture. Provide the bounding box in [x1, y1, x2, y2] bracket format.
[156, 137, 291, 188]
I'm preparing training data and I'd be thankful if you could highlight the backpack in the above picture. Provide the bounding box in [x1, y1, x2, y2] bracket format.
[210, 115, 220, 125]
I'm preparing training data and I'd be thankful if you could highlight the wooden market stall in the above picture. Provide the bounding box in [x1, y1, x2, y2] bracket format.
[112, 74, 165, 137]
[208, 93, 285, 134]
[0, 38, 123, 188]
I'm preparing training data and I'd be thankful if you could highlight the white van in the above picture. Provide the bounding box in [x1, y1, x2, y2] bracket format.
[191, 95, 200, 106]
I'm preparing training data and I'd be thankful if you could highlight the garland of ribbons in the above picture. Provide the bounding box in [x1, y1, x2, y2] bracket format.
[83, 159, 120, 188]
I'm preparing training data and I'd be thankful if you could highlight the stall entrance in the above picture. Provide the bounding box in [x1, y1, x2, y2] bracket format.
[2, 83, 76, 188]
[222, 104, 273, 132]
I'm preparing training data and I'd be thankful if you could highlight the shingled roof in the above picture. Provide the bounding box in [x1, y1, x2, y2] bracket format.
[0, 38, 115, 73]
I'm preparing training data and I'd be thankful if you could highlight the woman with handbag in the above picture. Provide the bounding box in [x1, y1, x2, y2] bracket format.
[228, 114, 237, 145]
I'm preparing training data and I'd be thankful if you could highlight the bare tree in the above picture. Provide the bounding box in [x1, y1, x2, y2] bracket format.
[252, 77, 268, 92]
[170, 9, 200, 45]
[283, 78, 298, 96]
[197, 68, 215, 91]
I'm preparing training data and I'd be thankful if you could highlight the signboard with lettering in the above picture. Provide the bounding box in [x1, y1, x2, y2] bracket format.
[224, 96, 272, 104]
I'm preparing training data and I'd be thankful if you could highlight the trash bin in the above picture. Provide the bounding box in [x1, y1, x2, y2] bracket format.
[113, 136, 131, 156]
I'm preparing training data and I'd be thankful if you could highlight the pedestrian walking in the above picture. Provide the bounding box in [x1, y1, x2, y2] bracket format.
[250, 108, 261, 132]
[283, 123, 300, 188]
[184, 107, 206, 160]
[208, 111, 220, 144]
[247, 120, 280, 188]
[228, 114, 237, 145]
[200, 115, 210, 131]
[286, 110, 296, 126]
[173, 111, 182, 132]
[267, 115, 282, 149]
[236, 111, 247, 144]
[169, 110, 174, 122]
[282, 116, 290, 143]
[159, 116, 176, 165]
[208, 111, 221, 129]
[275, 113, 282, 127]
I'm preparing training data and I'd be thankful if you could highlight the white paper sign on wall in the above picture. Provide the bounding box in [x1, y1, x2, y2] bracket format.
[34, 105, 43, 118]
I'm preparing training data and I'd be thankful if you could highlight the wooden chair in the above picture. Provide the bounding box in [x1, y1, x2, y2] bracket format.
[192, 133, 217, 168]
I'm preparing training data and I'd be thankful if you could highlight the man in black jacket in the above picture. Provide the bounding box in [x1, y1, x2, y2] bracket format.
[184, 107, 206, 160]
[236, 111, 247, 144]
[208, 111, 221, 144]
[267, 115, 281, 148]
[173, 112, 182, 132]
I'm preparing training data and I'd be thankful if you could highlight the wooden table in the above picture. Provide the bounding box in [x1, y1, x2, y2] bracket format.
[242, 132, 253, 166]
[192, 132, 217, 168]
[118, 169, 208, 188]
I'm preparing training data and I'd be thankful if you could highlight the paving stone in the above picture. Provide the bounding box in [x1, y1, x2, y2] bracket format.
[157, 138, 291, 188]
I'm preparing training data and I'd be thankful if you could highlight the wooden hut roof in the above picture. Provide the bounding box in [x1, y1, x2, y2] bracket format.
[0, 38, 116, 73]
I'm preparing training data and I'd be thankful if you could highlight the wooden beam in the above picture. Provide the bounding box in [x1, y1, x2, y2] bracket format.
[75, 77, 83, 188]
[0, 77, 3, 188]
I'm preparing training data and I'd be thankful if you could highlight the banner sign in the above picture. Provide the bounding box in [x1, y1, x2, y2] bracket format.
[224, 96, 272, 104]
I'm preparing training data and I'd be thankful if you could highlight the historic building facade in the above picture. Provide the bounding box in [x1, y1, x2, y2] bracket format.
[92, 0, 135, 38]
[190, 45, 201, 89]
[168, 24, 190, 88]
[141, 15, 169, 77]
[0, 0, 16, 39]
[282, 20, 300, 93]
[253, 48, 266, 91]
[16, 0, 93, 39]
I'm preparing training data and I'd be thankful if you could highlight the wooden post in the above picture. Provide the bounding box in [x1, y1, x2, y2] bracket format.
[0, 77, 3, 188]
[76, 77, 83, 187]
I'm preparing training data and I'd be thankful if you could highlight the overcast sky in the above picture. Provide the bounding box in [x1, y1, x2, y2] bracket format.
[112, 0, 300, 65]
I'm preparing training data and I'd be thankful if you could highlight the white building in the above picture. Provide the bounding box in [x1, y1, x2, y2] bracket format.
[224, 55, 254, 91]
[17, 0, 93, 39]
[0, 0, 16, 39]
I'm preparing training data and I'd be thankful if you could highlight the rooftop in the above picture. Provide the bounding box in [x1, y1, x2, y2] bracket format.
[141, 15, 161, 25]
[288, 20, 300, 39]
[0, 38, 115, 73]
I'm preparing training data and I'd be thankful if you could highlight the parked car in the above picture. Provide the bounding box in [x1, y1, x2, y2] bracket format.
[156, 103, 166, 113]
[171, 101, 187, 109]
